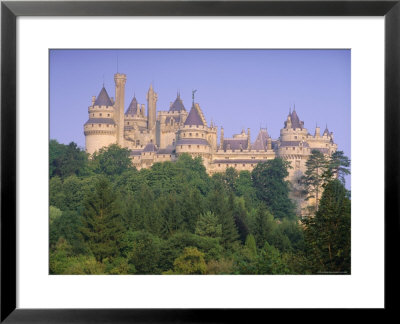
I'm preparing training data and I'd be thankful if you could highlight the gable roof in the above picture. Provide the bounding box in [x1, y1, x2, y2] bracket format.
[94, 87, 113, 106]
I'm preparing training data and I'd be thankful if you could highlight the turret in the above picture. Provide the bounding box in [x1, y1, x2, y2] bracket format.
[147, 84, 158, 132]
[114, 73, 127, 145]
[247, 128, 251, 149]
[84, 86, 117, 155]
[315, 124, 321, 137]
[267, 137, 272, 150]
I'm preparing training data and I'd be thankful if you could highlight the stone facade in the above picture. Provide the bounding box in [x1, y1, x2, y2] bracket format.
[84, 73, 338, 213]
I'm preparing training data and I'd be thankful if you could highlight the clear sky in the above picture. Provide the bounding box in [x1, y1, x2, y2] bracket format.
[50, 49, 351, 186]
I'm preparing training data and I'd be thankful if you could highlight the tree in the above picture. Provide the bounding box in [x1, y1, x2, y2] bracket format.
[256, 242, 290, 274]
[49, 140, 88, 179]
[122, 231, 161, 274]
[301, 150, 329, 212]
[253, 205, 276, 248]
[170, 247, 207, 274]
[245, 234, 257, 258]
[80, 177, 125, 262]
[303, 179, 351, 273]
[195, 211, 222, 238]
[324, 151, 351, 185]
[208, 187, 239, 248]
[91, 144, 133, 176]
[252, 158, 296, 219]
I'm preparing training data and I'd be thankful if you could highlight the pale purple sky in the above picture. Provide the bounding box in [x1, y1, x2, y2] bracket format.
[50, 49, 351, 186]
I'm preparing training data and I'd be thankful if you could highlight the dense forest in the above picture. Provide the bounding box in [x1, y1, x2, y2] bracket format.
[49, 140, 351, 274]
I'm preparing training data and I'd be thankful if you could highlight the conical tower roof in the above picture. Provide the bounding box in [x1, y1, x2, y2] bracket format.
[169, 93, 186, 112]
[125, 95, 138, 115]
[184, 103, 206, 126]
[94, 87, 113, 106]
[323, 124, 330, 135]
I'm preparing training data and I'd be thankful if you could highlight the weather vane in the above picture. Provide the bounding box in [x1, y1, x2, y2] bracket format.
[192, 89, 197, 104]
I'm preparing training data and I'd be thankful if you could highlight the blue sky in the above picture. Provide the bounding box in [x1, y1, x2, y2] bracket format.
[50, 49, 351, 185]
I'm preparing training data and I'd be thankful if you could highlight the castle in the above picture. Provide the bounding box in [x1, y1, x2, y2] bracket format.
[84, 73, 337, 211]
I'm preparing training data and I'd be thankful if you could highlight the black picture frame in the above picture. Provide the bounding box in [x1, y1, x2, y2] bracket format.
[1, 0, 399, 322]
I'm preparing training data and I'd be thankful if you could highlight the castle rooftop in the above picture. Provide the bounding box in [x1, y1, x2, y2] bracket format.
[94, 87, 113, 107]
[125, 95, 138, 115]
[184, 104, 206, 126]
[169, 93, 186, 112]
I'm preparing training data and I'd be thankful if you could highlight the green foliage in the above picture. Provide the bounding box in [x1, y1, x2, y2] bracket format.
[303, 179, 351, 274]
[253, 205, 276, 248]
[323, 150, 351, 185]
[170, 247, 207, 274]
[252, 158, 296, 219]
[301, 150, 329, 212]
[122, 231, 161, 274]
[195, 211, 222, 238]
[80, 177, 125, 262]
[49, 206, 62, 225]
[256, 242, 290, 274]
[49, 141, 350, 275]
[90, 144, 133, 176]
[50, 140, 88, 179]
[245, 234, 257, 258]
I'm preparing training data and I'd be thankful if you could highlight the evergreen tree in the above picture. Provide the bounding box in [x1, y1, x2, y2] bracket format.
[195, 211, 222, 238]
[80, 177, 125, 262]
[252, 158, 296, 219]
[253, 205, 276, 248]
[324, 150, 351, 185]
[303, 179, 351, 273]
[301, 150, 329, 212]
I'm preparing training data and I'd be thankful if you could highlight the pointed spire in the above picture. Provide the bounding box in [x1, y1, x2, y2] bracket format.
[94, 86, 113, 106]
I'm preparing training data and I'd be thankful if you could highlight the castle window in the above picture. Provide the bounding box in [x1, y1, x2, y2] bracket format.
[107, 125, 109, 127]
[294, 136, 297, 139]
[293, 147, 295, 150]
[196, 133, 198, 136]
[100, 113, 102, 117]
[181, 146, 183, 149]
[251, 164, 254, 167]
[189, 133, 192, 137]
[197, 145, 200, 148]
[91, 124, 94, 127]
[108, 114, 110, 117]
[99, 124, 101, 127]
[189, 145, 191, 149]
[218, 164, 220, 167]
[242, 164, 245, 167]
[92, 113, 94, 117]
[251, 157, 255, 160]
[127, 122, 130, 125]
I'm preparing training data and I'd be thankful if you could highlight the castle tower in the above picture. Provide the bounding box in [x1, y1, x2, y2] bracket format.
[147, 84, 158, 132]
[114, 73, 127, 145]
[84, 86, 117, 155]
[315, 124, 321, 137]
[247, 128, 251, 150]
